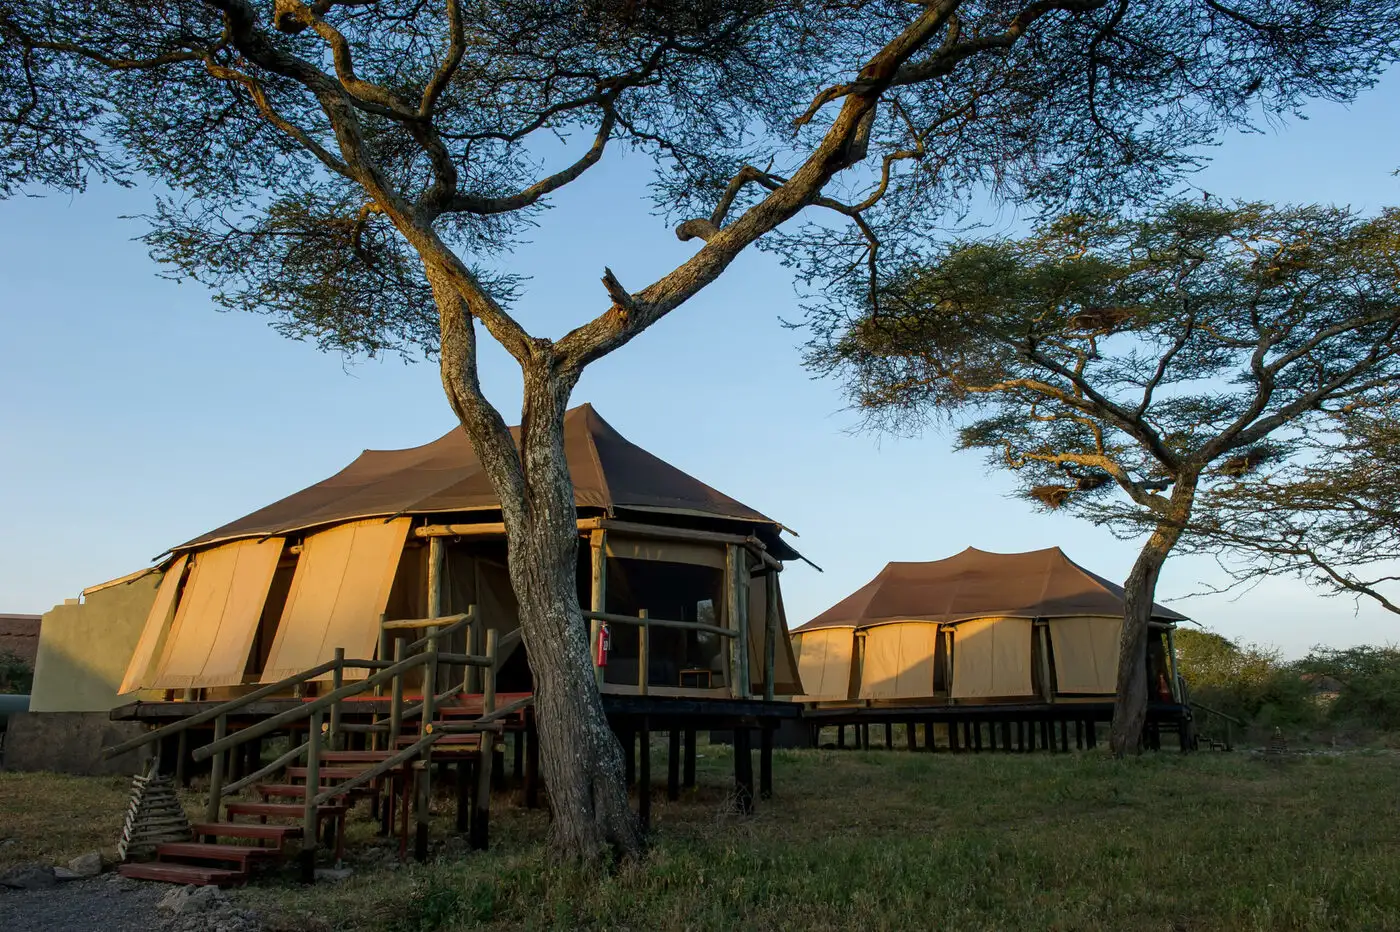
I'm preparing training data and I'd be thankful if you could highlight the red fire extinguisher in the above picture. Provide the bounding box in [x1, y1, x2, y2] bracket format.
[595, 623, 611, 666]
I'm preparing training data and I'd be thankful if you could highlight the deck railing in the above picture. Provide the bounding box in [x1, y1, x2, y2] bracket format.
[100, 603, 519, 868]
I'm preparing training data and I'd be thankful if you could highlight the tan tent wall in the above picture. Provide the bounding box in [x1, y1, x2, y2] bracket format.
[146, 538, 285, 689]
[262, 518, 410, 682]
[30, 575, 164, 712]
[858, 621, 941, 700]
[118, 554, 188, 695]
[1048, 615, 1122, 694]
[950, 617, 1034, 699]
[793, 627, 855, 700]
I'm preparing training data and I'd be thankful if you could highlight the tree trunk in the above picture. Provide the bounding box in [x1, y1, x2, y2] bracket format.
[495, 374, 643, 860]
[1109, 476, 1198, 757]
[431, 282, 641, 861]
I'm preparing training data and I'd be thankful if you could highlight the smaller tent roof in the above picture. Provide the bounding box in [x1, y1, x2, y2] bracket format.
[793, 547, 1187, 632]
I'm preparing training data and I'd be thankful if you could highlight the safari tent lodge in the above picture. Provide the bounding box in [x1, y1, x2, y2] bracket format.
[792, 547, 1190, 751]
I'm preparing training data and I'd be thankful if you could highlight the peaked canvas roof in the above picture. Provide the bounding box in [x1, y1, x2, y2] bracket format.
[177, 404, 793, 555]
[793, 547, 1187, 631]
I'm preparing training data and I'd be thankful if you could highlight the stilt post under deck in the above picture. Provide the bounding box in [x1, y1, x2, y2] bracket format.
[683, 728, 697, 788]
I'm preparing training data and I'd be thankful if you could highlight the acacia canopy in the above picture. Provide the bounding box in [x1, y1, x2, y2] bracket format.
[807, 203, 1400, 752]
[5, 0, 1400, 853]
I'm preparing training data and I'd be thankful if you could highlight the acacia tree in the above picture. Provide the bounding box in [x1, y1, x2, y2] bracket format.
[805, 203, 1400, 755]
[3, 0, 1398, 857]
[1191, 396, 1400, 614]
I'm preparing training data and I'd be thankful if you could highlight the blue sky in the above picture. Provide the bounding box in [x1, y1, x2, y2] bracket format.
[2, 71, 1398, 657]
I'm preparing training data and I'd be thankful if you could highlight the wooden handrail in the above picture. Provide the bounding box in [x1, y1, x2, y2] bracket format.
[582, 610, 734, 638]
[1191, 701, 1246, 727]
[191, 650, 429, 762]
[404, 614, 473, 652]
[381, 612, 469, 631]
[101, 657, 341, 759]
[308, 732, 439, 808]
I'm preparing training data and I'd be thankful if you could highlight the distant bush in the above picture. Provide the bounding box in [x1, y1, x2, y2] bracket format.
[0, 651, 32, 694]
[1174, 629, 1319, 732]
[1297, 645, 1400, 732]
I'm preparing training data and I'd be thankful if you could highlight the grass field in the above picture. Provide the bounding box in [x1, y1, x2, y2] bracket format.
[5, 744, 1400, 931]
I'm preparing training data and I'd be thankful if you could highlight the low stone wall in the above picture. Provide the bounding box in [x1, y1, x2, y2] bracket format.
[2, 711, 148, 775]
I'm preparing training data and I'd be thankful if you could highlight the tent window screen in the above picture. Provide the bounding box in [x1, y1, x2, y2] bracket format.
[261, 518, 411, 682]
[950, 617, 1034, 698]
[795, 628, 855, 700]
[858, 622, 940, 699]
[118, 554, 189, 695]
[1048, 616, 1122, 694]
[603, 557, 724, 688]
[146, 539, 285, 689]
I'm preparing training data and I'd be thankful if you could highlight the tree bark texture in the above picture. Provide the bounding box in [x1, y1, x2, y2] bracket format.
[433, 289, 641, 859]
[1109, 476, 1198, 757]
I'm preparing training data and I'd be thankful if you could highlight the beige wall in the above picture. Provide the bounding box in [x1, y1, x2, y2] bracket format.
[793, 627, 855, 700]
[1048, 615, 1122, 694]
[30, 574, 164, 712]
[949, 617, 1034, 699]
[858, 622, 940, 699]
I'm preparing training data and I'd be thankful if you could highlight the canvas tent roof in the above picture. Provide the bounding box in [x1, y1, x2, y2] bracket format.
[793, 547, 1187, 632]
[176, 404, 797, 559]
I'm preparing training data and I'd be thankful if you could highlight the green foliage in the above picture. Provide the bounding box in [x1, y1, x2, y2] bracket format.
[1298, 646, 1400, 731]
[0, 650, 32, 694]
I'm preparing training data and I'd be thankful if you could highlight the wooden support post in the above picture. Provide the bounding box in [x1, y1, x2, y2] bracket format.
[905, 721, 917, 751]
[1060, 720, 1070, 753]
[763, 570, 779, 703]
[638, 717, 651, 833]
[301, 710, 321, 882]
[860, 723, 870, 750]
[637, 610, 650, 696]
[455, 760, 471, 832]
[884, 722, 893, 748]
[1087, 720, 1097, 749]
[1075, 719, 1085, 750]
[525, 715, 540, 809]
[733, 727, 754, 814]
[1000, 721, 1012, 752]
[1017, 720, 1026, 752]
[837, 725, 846, 749]
[725, 545, 751, 698]
[590, 530, 607, 691]
[468, 563, 483, 694]
[948, 721, 959, 753]
[330, 647, 345, 750]
[471, 734, 493, 850]
[972, 721, 983, 752]
[175, 729, 190, 787]
[924, 721, 935, 752]
[1166, 627, 1181, 702]
[413, 762, 430, 862]
[205, 714, 229, 824]
[683, 729, 697, 788]
[759, 726, 773, 800]
[667, 729, 681, 801]
[389, 639, 405, 747]
[1040, 719, 1052, 752]
[484, 628, 498, 715]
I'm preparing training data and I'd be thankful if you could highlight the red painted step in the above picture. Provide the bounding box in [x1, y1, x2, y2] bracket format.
[318, 750, 395, 763]
[286, 765, 380, 780]
[255, 783, 370, 801]
[156, 842, 279, 868]
[191, 822, 302, 844]
[225, 801, 348, 820]
[117, 862, 246, 887]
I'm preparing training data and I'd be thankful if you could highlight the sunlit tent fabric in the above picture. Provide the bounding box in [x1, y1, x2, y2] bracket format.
[793, 627, 855, 700]
[118, 554, 188, 695]
[1048, 616, 1123, 694]
[793, 547, 1186, 702]
[859, 622, 942, 699]
[261, 518, 411, 682]
[949, 617, 1033, 698]
[174, 404, 797, 561]
[145, 540, 284, 689]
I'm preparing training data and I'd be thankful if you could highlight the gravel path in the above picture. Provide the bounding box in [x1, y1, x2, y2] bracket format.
[0, 876, 168, 932]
